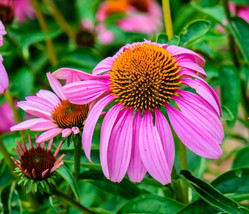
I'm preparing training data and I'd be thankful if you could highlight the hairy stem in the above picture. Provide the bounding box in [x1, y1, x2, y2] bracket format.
[162, 0, 174, 41]
[31, 0, 58, 66]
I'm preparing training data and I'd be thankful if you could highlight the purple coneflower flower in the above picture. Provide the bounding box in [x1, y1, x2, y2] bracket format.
[0, 21, 8, 95]
[11, 71, 91, 143]
[63, 40, 224, 185]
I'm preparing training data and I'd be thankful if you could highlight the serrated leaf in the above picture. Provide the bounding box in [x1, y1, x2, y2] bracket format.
[56, 165, 80, 200]
[220, 65, 240, 127]
[229, 16, 249, 64]
[117, 194, 184, 214]
[180, 170, 249, 213]
[79, 170, 143, 199]
[179, 20, 211, 47]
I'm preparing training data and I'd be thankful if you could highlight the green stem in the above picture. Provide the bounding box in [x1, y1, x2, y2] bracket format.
[52, 188, 95, 214]
[4, 89, 21, 124]
[162, 0, 174, 41]
[0, 139, 15, 174]
[179, 141, 189, 204]
[171, 166, 183, 202]
[42, 0, 76, 41]
[31, 0, 58, 66]
[73, 135, 82, 180]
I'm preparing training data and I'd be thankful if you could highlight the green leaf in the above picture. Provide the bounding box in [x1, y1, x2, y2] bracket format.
[117, 194, 184, 214]
[156, 33, 168, 44]
[221, 105, 234, 120]
[212, 168, 249, 202]
[233, 148, 249, 169]
[179, 20, 211, 47]
[229, 16, 249, 64]
[220, 65, 241, 127]
[79, 170, 143, 199]
[168, 35, 180, 46]
[57, 165, 80, 200]
[180, 170, 249, 213]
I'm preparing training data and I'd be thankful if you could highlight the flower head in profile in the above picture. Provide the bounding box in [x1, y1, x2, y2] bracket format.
[97, 0, 162, 34]
[11, 71, 91, 142]
[11, 135, 65, 192]
[63, 40, 224, 185]
[0, 21, 8, 95]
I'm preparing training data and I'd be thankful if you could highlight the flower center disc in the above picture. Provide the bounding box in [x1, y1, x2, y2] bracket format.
[21, 148, 55, 180]
[110, 43, 181, 110]
[52, 100, 88, 129]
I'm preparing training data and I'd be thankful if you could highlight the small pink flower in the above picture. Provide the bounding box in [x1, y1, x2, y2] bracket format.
[11, 70, 93, 143]
[0, 21, 8, 95]
[63, 40, 224, 185]
[0, 102, 15, 134]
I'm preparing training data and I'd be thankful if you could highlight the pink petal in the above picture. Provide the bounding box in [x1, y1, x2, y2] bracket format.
[82, 94, 115, 161]
[0, 56, 8, 94]
[100, 104, 123, 179]
[92, 57, 114, 75]
[139, 111, 171, 185]
[106, 109, 133, 182]
[26, 96, 55, 109]
[154, 109, 175, 172]
[176, 56, 206, 78]
[72, 127, 80, 134]
[30, 121, 58, 131]
[127, 111, 147, 182]
[10, 118, 48, 131]
[181, 78, 222, 116]
[63, 80, 111, 105]
[62, 128, 72, 137]
[47, 72, 66, 100]
[36, 128, 63, 143]
[166, 104, 223, 159]
[36, 89, 61, 106]
[174, 95, 224, 143]
[167, 45, 205, 67]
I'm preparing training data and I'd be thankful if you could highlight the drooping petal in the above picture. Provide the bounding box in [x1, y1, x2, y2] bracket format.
[167, 45, 205, 67]
[0, 55, 8, 94]
[181, 78, 222, 116]
[154, 109, 175, 172]
[127, 111, 147, 182]
[166, 104, 223, 159]
[63, 80, 111, 105]
[36, 128, 63, 143]
[174, 95, 224, 143]
[47, 72, 66, 100]
[106, 108, 133, 182]
[72, 127, 80, 134]
[11, 118, 48, 131]
[30, 121, 58, 131]
[62, 128, 72, 137]
[139, 111, 171, 185]
[26, 96, 55, 109]
[100, 104, 123, 179]
[82, 94, 115, 161]
[92, 57, 114, 75]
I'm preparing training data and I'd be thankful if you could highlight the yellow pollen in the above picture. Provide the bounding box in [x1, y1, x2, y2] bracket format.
[110, 43, 181, 110]
[52, 100, 88, 128]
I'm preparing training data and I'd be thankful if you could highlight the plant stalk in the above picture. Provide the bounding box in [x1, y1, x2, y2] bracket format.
[179, 141, 189, 204]
[43, 0, 76, 41]
[73, 135, 82, 180]
[31, 0, 58, 66]
[162, 0, 174, 41]
[52, 188, 95, 214]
